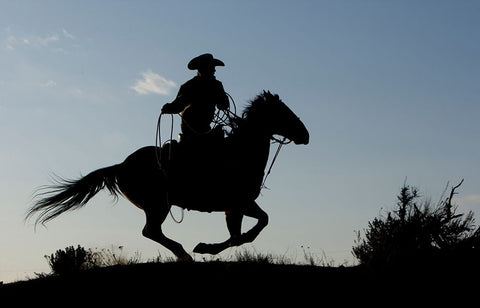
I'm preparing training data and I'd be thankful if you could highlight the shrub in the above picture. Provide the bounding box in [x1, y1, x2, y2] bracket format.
[46, 245, 93, 275]
[46, 245, 142, 275]
[352, 180, 480, 268]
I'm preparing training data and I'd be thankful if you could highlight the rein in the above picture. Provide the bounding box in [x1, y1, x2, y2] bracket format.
[261, 136, 290, 191]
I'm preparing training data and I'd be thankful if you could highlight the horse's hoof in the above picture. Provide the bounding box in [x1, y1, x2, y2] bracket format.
[193, 242, 227, 255]
[177, 253, 193, 262]
[193, 242, 209, 254]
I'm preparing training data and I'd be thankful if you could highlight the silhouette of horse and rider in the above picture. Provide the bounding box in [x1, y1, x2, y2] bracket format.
[28, 54, 310, 260]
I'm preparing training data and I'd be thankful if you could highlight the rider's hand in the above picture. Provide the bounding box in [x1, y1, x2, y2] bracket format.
[161, 103, 172, 114]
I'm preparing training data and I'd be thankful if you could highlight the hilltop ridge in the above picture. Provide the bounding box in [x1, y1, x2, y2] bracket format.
[2, 260, 474, 305]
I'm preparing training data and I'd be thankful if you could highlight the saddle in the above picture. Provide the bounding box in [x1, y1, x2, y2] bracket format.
[160, 126, 227, 185]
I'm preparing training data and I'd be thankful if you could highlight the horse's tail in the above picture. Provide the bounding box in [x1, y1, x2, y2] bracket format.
[27, 164, 122, 227]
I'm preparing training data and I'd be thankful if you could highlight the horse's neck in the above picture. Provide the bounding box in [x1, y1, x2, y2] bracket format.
[233, 125, 271, 182]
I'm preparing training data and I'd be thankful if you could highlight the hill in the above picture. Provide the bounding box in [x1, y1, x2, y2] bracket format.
[1, 261, 476, 305]
[1, 262, 356, 303]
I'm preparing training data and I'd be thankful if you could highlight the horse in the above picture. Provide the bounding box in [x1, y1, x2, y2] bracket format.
[27, 91, 309, 260]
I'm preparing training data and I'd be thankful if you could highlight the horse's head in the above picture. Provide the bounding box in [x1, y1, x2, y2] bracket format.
[244, 91, 309, 145]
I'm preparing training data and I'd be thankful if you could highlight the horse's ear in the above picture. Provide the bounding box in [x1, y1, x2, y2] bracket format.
[263, 90, 274, 103]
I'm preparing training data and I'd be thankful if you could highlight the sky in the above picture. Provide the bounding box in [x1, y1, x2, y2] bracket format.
[1, 1, 479, 283]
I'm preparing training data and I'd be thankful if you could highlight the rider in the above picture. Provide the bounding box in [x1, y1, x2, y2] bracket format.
[161, 53, 229, 144]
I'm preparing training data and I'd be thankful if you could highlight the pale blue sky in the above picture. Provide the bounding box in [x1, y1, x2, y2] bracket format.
[1, 1, 479, 282]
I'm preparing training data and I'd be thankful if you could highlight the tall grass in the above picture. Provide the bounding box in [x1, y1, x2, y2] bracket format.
[43, 244, 337, 277]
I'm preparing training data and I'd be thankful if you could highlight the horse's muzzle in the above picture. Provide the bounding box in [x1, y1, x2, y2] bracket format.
[294, 131, 309, 145]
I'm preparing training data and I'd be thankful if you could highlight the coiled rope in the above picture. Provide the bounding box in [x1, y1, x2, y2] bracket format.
[155, 113, 183, 223]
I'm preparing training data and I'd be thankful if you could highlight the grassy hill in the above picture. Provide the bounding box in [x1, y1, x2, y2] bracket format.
[1, 260, 476, 305]
[2, 262, 357, 302]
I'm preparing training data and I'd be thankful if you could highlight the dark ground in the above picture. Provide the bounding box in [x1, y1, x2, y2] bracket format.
[1, 261, 477, 305]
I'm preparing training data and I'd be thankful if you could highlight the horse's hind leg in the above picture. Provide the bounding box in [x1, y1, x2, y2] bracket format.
[143, 207, 192, 261]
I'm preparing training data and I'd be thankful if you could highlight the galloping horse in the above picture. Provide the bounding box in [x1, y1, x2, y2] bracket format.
[27, 91, 309, 260]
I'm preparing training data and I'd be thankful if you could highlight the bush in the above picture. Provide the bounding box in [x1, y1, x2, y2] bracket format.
[352, 180, 480, 268]
[46, 245, 142, 275]
[46, 245, 93, 275]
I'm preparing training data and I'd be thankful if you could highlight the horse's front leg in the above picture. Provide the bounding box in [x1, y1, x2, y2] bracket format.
[226, 211, 243, 244]
[193, 202, 268, 254]
[236, 201, 268, 244]
[192, 211, 242, 255]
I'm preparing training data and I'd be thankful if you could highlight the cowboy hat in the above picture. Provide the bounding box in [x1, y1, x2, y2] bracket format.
[187, 53, 225, 70]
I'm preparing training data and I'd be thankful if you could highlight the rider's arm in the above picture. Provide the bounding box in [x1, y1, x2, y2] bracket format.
[161, 86, 188, 114]
[216, 82, 229, 111]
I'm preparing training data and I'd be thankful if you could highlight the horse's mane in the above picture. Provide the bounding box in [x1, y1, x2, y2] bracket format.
[242, 90, 280, 118]
[227, 90, 280, 137]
